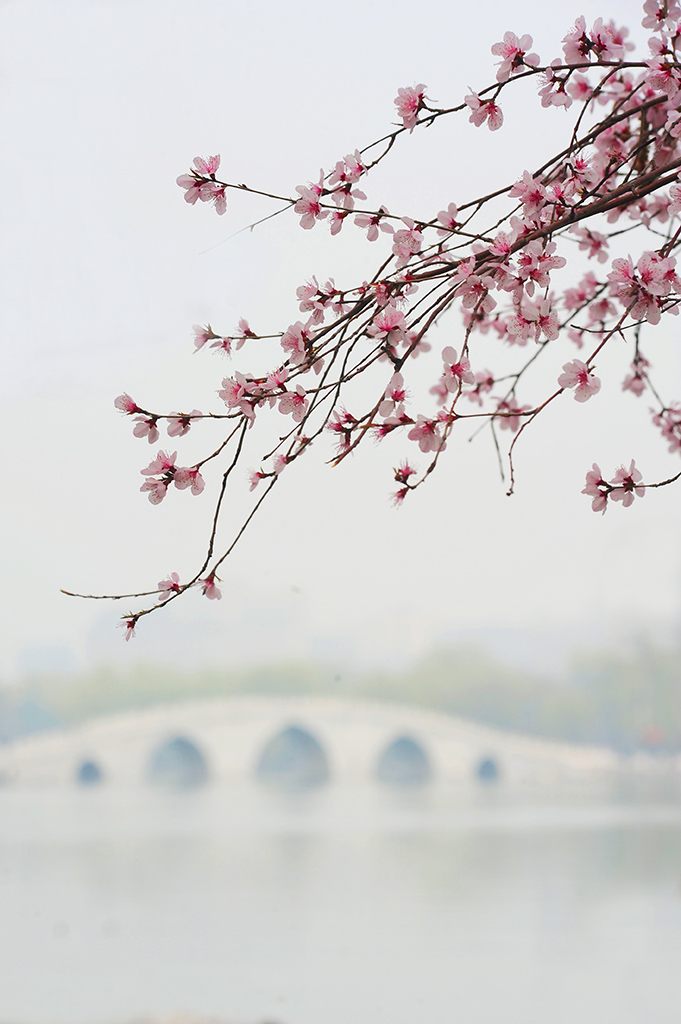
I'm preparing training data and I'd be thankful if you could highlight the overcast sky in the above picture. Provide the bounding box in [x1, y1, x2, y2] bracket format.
[1, 0, 679, 682]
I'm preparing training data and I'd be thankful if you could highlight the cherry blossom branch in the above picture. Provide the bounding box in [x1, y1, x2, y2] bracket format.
[66, 2, 681, 634]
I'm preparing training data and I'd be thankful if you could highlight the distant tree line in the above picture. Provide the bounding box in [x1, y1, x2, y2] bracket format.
[2, 643, 680, 754]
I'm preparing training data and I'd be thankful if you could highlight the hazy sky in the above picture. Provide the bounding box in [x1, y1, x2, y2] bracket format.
[1, 0, 679, 680]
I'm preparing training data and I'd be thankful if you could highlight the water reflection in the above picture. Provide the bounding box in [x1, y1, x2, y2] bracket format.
[0, 784, 679, 1024]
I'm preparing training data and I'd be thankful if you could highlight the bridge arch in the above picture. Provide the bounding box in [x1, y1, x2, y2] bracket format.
[475, 755, 501, 784]
[255, 724, 329, 789]
[376, 734, 431, 786]
[148, 735, 209, 788]
[0, 696, 626, 789]
[75, 758, 103, 786]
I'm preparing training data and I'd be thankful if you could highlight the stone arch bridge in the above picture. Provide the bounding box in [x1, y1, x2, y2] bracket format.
[0, 696, 675, 793]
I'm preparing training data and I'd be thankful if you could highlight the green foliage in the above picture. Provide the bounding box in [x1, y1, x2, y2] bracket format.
[4, 642, 680, 753]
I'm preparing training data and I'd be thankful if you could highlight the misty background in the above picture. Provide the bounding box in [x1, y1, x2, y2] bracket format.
[1, 0, 680, 685]
[1, 3, 681, 1024]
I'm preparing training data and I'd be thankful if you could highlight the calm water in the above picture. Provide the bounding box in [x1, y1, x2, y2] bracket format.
[1, 784, 680, 1024]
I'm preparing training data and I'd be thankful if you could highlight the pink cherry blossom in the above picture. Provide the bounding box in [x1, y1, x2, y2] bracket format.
[562, 17, 615, 64]
[645, 47, 681, 99]
[558, 360, 602, 402]
[193, 324, 220, 350]
[516, 240, 566, 290]
[234, 318, 256, 350]
[453, 261, 497, 312]
[608, 252, 680, 325]
[436, 203, 459, 236]
[392, 460, 418, 505]
[442, 346, 475, 391]
[132, 416, 160, 444]
[508, 299, 559, 343]
[296, 278, 340, 322]
[634, 195, 672, 230]
[430, 379, 449, 405]
[506, 309, 534, 345]
[587, 297, 615, 324]
[210, 337, 232, 355]
[464, 92, 503, 131]
[217, 373, 259, 424]
[582, 463, 610, 513]
[545, 177, 577, 210]
[330, 174, 367, 211]
[157, 572, 182, 602]
[566, 73, 595, 104]
[209, 335, 233, 356]
[328, 408, 358, 453]
[193, 155, 221, 176]
[608, 255, 636, 289]
[328, 150, 366, 187]
[642, 0, 681, 31]
[394, 84, 428, 131]
[328, 209, 349, 235]
[202, 181, 227, 215]
[394, 461, 417, 484]
[176, 174, 205, 206]
[278, 385, 309, 422]
[176, 156, 226, 214]
[374, 408, 411, 441]
[140, 450, 177, 504]
[294, 174, 328, 229]
[200, 575, 222, 600]
[609, 460, 645, 506]
[538, 62, 573, 109]
[391, 219, 423, 268]
[140, 478, 168, 505]
[622, 355, 650, 396]
[264, 367, 289, 394]
[354, 207, 394, 241]
[495, 397, 528, 433]
[653, 404, 681, 453]
[120, 617, 137, 642]
[572, 227, 609, 263]
[491, 32, 539, 83]
[297, 277, 322, 312]
[509, 171, 547, 216]
[114, 393, 139, 414]
[589, 18, 627, 59]
[367, 304, 407, 344]
[564, 272, 600, 312]
[249, 469, 266, 490]
[407, 416, 446, 453]
[167, 410, 202, 437]
[141, 450, 177, 477]
[637, 252, 679, 295]
[465, 370, 495, 406]
[174, 467, 205, 495]
[280, 321, 314, 364]
[379, 372, 408, 417]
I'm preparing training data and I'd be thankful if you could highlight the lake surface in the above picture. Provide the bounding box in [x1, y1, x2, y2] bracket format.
[1, 784, 680, 1024]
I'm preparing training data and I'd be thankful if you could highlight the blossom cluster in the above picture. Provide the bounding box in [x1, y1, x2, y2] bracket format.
[139, 450, 205, 505]
[582, 461, 645, 513]
[79, 0, 681, 630]
[176, 155, 227, 215]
